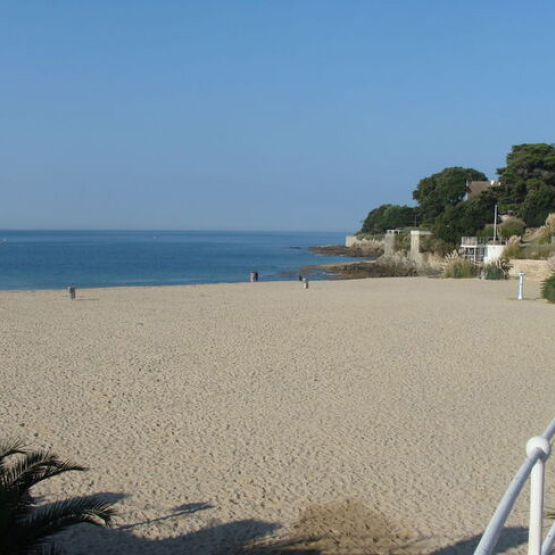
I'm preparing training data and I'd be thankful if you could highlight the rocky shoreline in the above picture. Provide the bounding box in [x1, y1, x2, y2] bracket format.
[305, 243, 426, 279]
[302, 258, 418, 279]
[309, 243, 383, 258]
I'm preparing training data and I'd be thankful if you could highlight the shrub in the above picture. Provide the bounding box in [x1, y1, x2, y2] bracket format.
[498, 218, 525, 239]
[477, 224, 495, 239]
[522, 242, 555, 259]
[394, 232, 410, 254]
[355, 231, 384, 241]
[541, 272, 555, 303]
[443, 257, 477, 278]
[503, 237, 523, 259]
[535, 213, 555, 244]
[419, 236, 453, 256]
[481, 260, 510, 280]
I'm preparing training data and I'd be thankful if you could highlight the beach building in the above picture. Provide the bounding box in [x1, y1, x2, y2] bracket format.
[460, 236, 505, 263]
[466, 179, 498, 200]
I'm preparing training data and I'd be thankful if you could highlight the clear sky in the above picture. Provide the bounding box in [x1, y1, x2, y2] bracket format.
[1, 1, 554, 232]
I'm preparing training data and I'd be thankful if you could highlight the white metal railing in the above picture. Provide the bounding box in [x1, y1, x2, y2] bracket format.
[461, 236, 484, 246]
[474, 417, 555, 555]
[460, 237, 507, 247]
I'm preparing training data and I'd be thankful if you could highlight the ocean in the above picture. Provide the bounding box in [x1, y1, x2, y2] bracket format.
[0, 230, 357, 290]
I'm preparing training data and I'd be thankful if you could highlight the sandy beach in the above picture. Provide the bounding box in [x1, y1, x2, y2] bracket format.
[1, 277, 554, 555]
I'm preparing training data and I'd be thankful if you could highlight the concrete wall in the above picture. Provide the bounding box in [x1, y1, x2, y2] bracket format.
[346, 231, 445, 274]
[409, 230, 432, 265]
[345, 235, 356, 247]
[346, 231, 428, 259]
[484, 244, 505, 264]
[508, 259, 552, 281]
[383, 233, 396, 256]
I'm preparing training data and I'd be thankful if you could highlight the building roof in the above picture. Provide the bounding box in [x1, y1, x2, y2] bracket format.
[467, 180, 497, 201]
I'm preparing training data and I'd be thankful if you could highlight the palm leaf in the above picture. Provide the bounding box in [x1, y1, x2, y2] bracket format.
[2, 450, 85, 494]
[0, 441, 117, 555]
[1, 449, 86, 528]
[8, 496, 115, 554]
[0, 439, 26, 470]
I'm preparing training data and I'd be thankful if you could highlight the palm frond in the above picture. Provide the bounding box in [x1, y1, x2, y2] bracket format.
[10, 496, 115, 553]
[0, 441, 117, 555]
[3, 450, 86, 493]
[1, 450, 86, 521]
[0, 439, 26, 469]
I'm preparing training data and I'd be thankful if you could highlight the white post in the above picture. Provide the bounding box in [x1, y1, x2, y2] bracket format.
[517, 272, 526, 300]
[493, 204, 498, 242]
[526, 437, 551, 555]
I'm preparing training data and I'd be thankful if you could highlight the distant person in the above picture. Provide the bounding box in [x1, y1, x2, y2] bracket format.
[254, 271, 259, 282]
[298, 275, 303, 282]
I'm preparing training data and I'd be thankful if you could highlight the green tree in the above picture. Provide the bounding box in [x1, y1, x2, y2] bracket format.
[0, 439, 115, 555]
[361, 204, 391, 233]
[413, 167, 488, 223]
[380, 205, 416, 229]
[520, 185, 555, 227]
[497, 143, 555, 220]
[361, 204, 416, 232]
[498, 217, 525, 239]
[432, 190, 498, 244]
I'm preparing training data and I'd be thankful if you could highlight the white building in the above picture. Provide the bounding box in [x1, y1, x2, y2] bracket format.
[460, 236, 505, 264]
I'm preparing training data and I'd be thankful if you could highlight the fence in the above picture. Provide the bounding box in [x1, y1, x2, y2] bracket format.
[474, 416, 555, 555]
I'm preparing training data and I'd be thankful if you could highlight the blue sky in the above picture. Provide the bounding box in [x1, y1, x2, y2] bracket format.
[1, 1, 554, 232]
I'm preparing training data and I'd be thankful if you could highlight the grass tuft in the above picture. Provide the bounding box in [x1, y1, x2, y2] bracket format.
[443, 258, 476, 278]
[541, 272, 555, 303]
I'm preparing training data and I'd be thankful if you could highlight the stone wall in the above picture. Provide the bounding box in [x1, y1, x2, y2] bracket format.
[409, 230, 432, 265]
[508, 259, 552, 281]
[345, 235, 382, 249]
[344, 235, 384, 256]
[347, 231, 444, 274]
[383, 233, 396, 256]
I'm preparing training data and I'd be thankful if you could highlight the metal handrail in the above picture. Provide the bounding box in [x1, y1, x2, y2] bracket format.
[473, 417, 555, 555]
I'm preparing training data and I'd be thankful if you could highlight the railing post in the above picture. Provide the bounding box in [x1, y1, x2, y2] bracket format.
[527, 437, 551, 555]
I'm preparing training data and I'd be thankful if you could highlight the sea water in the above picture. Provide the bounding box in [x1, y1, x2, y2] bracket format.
[0, 230, 358, 290]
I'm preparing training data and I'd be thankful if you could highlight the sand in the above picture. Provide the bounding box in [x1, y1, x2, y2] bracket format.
[1, 277, 554, 555]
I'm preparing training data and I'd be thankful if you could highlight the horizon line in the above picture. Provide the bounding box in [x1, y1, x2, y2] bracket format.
[0, 227, 354, 234]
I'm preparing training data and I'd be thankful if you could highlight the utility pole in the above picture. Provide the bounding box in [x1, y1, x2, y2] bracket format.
[493, 204, 498, 242]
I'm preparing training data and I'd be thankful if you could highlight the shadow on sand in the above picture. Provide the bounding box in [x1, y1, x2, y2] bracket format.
[63, 495, 529, 555]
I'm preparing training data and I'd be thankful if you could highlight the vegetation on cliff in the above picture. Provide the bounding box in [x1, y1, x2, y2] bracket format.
[361, 204, 416, 233]
[360, 143, 555, 246]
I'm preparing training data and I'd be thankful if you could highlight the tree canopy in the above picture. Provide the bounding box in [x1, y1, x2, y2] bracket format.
[358, 143, 555, 246]
[496, 143, 555, 225]
[361, 204, 416, 232]
[412, 167, 487, 223]
[431, 189, 497, 244]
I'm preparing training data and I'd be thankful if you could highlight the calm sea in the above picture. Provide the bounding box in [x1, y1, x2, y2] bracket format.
[0, 230, 357, 290]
